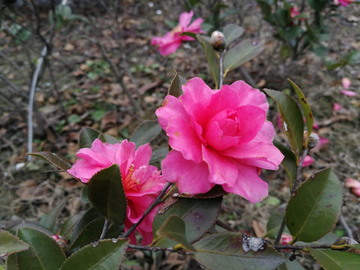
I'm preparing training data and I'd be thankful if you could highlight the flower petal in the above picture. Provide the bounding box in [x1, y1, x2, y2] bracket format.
[178, 11, 193, 29]
[341, 90, 357, 97]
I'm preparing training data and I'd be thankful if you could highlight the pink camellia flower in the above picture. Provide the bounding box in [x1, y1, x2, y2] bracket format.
[333, 103, 342, 111]
[151, 11, 203, 56]
[345, 178, 360, 197]
[67, 139, 166, 245]
[156, 77, 284, 203]
[301, 155, 314, 167]
[334, 0, 354, 6]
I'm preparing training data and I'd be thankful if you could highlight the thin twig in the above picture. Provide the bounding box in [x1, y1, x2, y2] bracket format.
[122, 182, 171, 239]
[293, 149, 308, 194]
[128, 243, 174, 252]
[340, 215, 354, 239]
[273, 244, 336, 250]
[219, 51, 224, 89]
[215, 219, 235, 231]
[99, 218, 110, 240]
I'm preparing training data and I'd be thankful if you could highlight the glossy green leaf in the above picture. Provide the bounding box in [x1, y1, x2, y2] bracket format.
[167, 71, 187, 98]
[60, 213, 83, 239]
[179, 31, 197, 39]
[284, 26, 304, 41]
[224, 40, 264, 78]
[223, 24, 244, 45]
[197, 34, 220, 89]
[150, 147, 169, 163]
[309, 248, 360, 270]
[307, 0, 328, 11]
[62, 239, 129, 270]
[285, 169, 342, 243]
[156, 215, 196, 251]
[28, 152, 72, 172]
[346, 51, 360, 64]
[274, 141, 297, 187]
[98, 133, 119, 145]
[71, 208, 102, 244]
[42, 197, 70, 232]
[129, 121, 162, 148]
[79, 127, 100, 148]
[69, 217, 120, 251]
[9, 223, 54, 236]
[0, 231, 28, 256]
[264, 89, 304, 161]
[5, 254, 18, 270]
[16, 228, 65, 270]
[192, 232, 286, 270]
[152, 196, 222, 247]
[87, 164, 127, 225]
[288, 79, 313, 148]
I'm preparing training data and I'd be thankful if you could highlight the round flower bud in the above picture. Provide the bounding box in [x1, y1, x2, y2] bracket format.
[210, 31, 226, 51]
[51, 235, 68, 249]
[307, 133, 319, 149]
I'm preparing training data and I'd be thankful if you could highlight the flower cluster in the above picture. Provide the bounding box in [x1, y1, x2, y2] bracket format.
[151, 11, 203, 55]
[156, 77, 284, 203]
[68, 139, 166, 245]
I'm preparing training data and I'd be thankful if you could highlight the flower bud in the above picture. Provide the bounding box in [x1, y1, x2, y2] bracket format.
[210, 31, 226, 51]
[51, 235, 68, 249]
[307, 133, 319, 149]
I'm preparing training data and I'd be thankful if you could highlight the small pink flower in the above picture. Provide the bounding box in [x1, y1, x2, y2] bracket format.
[301, 155, 314, 167]
[335, 0, 354, 6]
[333, 103, 342, 111]
[151, 11, 203, 55]
[68, 139, 166, 245]
[342, 77, 351, 89]
[341, 90, 358, 97]
[345, 178, 360, 197]
[156, 78, 284, 203]
[280, 233, 293, 252]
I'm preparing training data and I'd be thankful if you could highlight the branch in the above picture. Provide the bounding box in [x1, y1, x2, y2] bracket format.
[121, 182, 172, 239]
[128, 243, 174, 252]
[99, 218, 110, 240]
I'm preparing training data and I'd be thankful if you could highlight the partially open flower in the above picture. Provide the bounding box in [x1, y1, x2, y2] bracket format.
[68, 139, 166, 245]
[280, 233, 293, 252]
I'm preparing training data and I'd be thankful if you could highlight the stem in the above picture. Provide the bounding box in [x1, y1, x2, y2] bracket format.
[272, 244, 335, 251]
[219, 51, 224, 89]
[275, 148, 308, 244]
[215, 219, 235, 231]
[340, 215, 353, 239]
[128, 243, 174, 252]
[121, 182, 171, 239]
[99, 218, 110, 240]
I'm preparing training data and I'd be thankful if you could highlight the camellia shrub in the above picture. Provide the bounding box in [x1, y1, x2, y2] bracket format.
[1, 10, 360, 270]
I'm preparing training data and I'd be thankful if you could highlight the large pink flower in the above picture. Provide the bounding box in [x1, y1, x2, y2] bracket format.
[67, 139, 166, 245]
[151, 11, 203, 56]
[156, 78, 284, 203]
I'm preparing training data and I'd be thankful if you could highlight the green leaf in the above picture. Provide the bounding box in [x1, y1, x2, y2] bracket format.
[81, 185, 89, 203]
[264, 89, 304, 161]
[309, 248, 360, 270]
[0, 231, 29, 256]
[16, 228, 66, 270]
[42, 197, 70, 232]
[61, 239, 129, 270]
[223, 40, 264, 78]
[284, 26, 304, 41]
[156, 215, 196, 251]
[150, 147, 169, 163]
[307, 0, 327, 11]
[285, 169, 342, 243]
[28, 152, 72, 172]
[257, 0, 272, 20]
[60, 213, 83, 239]
[288, 79, 313, 149]
[273, 141, 297, 187]
[152, 196, 222, 247]
[98, 133, 119, 145]
[5, 254, 18, 270]
[79, 127, 101, 149]
[197, 34, 220, 89]
[346, 51, 360, 64]
[129, 121, 162, 148]
[223, 24, 244, 45]
[9, 223, 54, 236]
[274, 9, 289, 27]
[179, 31, 197, 39]
[167, 71, 186, 98]
[192, 232, 286, 270]
[71, 208, 102, 244]
[87, 164, 127, 225]
[277, 254, 304, 270]
[69, 217, 120, 251]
